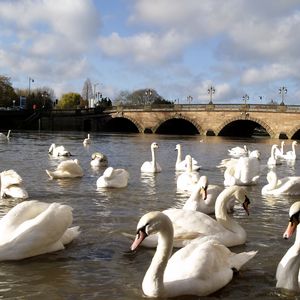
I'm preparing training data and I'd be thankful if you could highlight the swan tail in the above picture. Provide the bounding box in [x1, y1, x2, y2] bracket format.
[230, 250, 258, 271]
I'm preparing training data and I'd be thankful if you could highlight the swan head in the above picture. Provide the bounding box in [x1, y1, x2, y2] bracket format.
[233, 187, 250, 215]
[175, 144, 181, 151]
[151, 142, 159, 150]
[197, 176, 208, 200]
[130, 211, 173, 251]
[283, 201, 300, 239]
[48, 143, 56, 153]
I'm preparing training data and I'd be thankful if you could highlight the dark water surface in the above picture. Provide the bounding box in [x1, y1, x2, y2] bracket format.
[0, 131, 300, 299]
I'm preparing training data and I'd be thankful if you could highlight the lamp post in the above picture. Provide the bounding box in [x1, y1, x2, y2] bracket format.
[187, 95, 193, 104]
[207, 86, 215, 104]
[28, 77, 34, 96]
[279, 86, 287, 105]
[145, 89, 152, 105]
[242, 94, 249, 117]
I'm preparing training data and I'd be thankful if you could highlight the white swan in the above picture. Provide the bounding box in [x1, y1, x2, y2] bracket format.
[48, 143, 71, 157]
[137, 185, 250, 248]
[267, 144, 282, 166]
[282, 141, 297, 160]
[276, 201, 300, 292]
[177, 154, 200, 191]
[46, 159, 83, 179]
[262, 170, 300, 196]
[228, 145, 249, 158]
[274, 141, 285, 159]
[83, 134, 91, 146]
[90, 152, 108, 167]
[131, 211, 257, 298]
[0, 169, 28, 199]
[0, 200, 80, 261]
[96, 167, 129, 188]
[0, 130, 11, 140]
[175, 144, 200, 171]
[183, 176, 234, 214]
[223, 151, 261, 186]
[141, 142, 162, 173]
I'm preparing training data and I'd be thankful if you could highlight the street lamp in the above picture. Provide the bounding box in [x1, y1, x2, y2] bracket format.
[279, 86, 287, 105]
[187, 95, 193, 104]
[242, 94, 249, 106]
[145, 89, 152, 105]
[28, 77, 34, 96]
[208, 86, 215, 104]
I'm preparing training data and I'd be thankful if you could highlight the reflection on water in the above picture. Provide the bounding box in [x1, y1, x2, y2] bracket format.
[0, 132, 300, 299]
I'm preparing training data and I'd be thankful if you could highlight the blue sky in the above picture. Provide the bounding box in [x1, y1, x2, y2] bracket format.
[1, 0, 300, 104]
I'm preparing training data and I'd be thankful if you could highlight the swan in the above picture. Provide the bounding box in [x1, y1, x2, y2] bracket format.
[46, 159, 83, 179]
[228, 145, 249, 158]
[131, 211, 257, 298]
[175, 144, 200, 171]
[183, 176, 234, 214]
[223, 151, 261, 186]
[0, 169, 28, 199]
[83, 134, 91, 146]
[141, 142, 162, 173]
[136, 185, 251, 248]
[96, 167, 129, 188]
[267, 144, 282, 166]
[262, 170, 300, 196]
[0, 130, 11, 140]
[176, 155, 200, 191]
[90, 152, 108, 167]
[276, 201, 300, 292]
[0, 200, 80, 261]
[282, 141, 297, 160]
[48, 143, 71, 157]
[274, 141, 285, 159]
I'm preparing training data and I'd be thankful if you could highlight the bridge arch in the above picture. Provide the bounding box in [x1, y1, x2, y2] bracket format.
[289, 125, 300, 139]
[152, 114, 202, 134]
[216, 115, 275, 138]
[105, 115, 143, 133]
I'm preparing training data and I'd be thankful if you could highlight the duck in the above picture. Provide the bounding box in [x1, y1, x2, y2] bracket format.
[0, 169, 28, 199]
[223, 150, 261, 186]
[136, 185, 251, 248]
[83, 134, 91, 146]
[267, 144, 282, 166]
[276, 201, 300, 292]
[282, 141, 297, 161]
[90, 152, 108, 168]
[131, 211, 257, 298]
[262, 170, 300, 196]
[0, 200, 80, 261]
[0, 130, 11, 140]
[141, 142, 162, 173]
[228, 145, 249, 158]
[183, 176, 234, 214]
[175, 144, 200, 171]
[46, 159, 83, 179]
[176, 154, 200, 191]
[48, 143, 71, 157]
[96, 167, 129, 188]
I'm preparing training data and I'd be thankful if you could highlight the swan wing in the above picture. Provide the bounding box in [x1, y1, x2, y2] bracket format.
[0, 170, 23, 187]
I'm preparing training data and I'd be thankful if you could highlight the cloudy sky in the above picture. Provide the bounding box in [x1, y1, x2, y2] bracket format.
[1, 0, 300, 104]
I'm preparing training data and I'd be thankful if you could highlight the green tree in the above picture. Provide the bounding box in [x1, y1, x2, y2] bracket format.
[56, 93, 82, 109]
[0, 75, 18, 107]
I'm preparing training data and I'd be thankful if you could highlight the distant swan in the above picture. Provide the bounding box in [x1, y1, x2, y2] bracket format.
[274, 141, 285, 159]
[83, 134, 91, 146]
[282, 141, 297, 160]
[141, 142, 162, 173]
[262, 170, 300, 196]
[90, 152, 108, 167]
[48, 143, 71, 157]
[0, 169, 28, 199]
[276, 201, 300, 292]
[46, 159, 83, 179]
[228, 145, 249, 158]
[0, 130, 11, 140]
[267, 145, 282, 166]
[175, 144, 200, 171]
[0, 200, 80, 261]
[131, 211, 257, 298]
[97, 167, 129, 188]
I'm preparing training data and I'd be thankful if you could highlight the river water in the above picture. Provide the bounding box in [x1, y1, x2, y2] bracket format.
[0, 131, 299, 300]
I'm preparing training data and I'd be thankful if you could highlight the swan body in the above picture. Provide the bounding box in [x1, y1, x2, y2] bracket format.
[141, 142, 162, 173]
[96, 167, 129, 188]
[276, 201, 300, 292]
[223, 151, 261, 186]
[228, 145, 249, 158]
[0, 130, 11, 140]
[175, 144, 200, 171]
[183, 176, 234, 214]
[282, 141, 297, 160]
[48, 143, 71, 157]
[139, 186, 250, 248]
[0, 170, 28, 199]
[0, 200, 80, 261]
[267, 145, 282, 166]
[177, 155, 200, 191]
[90, 152, 108, 167]
[262, 170, 300, 196]
[83, 134, 91, 146]
[131, 211, 257, 298]
[46, 159, 83, 179]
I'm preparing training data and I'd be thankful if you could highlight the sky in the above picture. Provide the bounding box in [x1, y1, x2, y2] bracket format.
[1, 0, 300, 105]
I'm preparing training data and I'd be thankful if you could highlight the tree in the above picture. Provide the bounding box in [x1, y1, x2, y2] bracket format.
[56, 93, 82, 109]
[81, 78, 93, 105]
[0, 75, 18, 107]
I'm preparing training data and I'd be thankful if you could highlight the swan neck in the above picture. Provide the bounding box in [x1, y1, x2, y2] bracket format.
[176, 147, 182, 164]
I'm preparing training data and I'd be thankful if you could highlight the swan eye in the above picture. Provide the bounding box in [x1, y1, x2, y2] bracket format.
[289, 213, 300, 225]
[136, 223, 149, 237]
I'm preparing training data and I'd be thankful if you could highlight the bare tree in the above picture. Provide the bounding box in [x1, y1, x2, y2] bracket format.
[81, 78, 93, 102]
